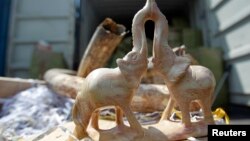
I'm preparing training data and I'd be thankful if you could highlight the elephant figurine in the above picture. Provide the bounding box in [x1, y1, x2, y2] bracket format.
[69, 46, 148, 140]
[148, 0, 216, 127]
[69, 2, 152, 140]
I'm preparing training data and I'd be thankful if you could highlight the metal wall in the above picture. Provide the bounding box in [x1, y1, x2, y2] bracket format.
[6, 0, 75, 78]
[0, 0, 11, 76]
[192, 0, 250, 106]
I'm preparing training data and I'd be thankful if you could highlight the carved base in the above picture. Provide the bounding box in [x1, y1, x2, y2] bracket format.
[35, 120, 208, 141]
[148, 120, 208, 140]
[88, 120, 208, 141]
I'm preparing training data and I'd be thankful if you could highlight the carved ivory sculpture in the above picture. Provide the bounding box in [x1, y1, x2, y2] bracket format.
[69, 2, 149, 140]
[69, 0, 216, 140]
[149, 1, 216, 127]
[70, 46, 148, 140]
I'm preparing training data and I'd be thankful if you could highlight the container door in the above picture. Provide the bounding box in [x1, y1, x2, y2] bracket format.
[6, 0, 75, 78]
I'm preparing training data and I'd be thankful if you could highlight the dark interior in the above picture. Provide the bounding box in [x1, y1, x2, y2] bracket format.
[90, 0, 191, 39]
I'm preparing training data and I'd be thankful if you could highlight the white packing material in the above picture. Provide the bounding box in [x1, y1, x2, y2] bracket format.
[0, 85, 74, 140]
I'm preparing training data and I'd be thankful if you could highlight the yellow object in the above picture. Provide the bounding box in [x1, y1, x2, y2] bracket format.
[212, 107, 230, 124]
[172, 108, 182, 119]
[172, 107, 230, 124]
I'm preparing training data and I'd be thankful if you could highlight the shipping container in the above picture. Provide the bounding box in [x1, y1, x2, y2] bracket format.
[79, 0, 250, 107]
